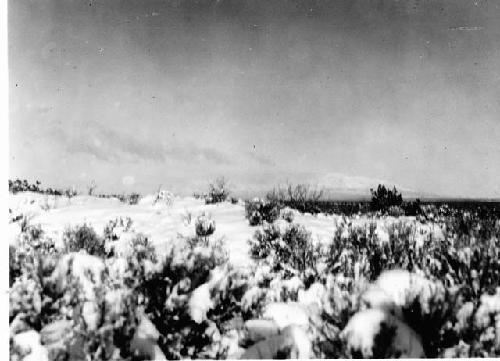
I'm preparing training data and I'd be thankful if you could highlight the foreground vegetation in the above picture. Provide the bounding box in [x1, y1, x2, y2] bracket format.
[8, 181, 500, 359]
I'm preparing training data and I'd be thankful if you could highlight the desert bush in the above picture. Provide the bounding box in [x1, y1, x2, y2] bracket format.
[326, 223, 377, 279]
[8, 226, 156, 360]
[9, 179, 65, 196]
[137, 242, 249, 359]
[19, 214, 35, 233]
[280, 208, 295, 223]
[319, 216, 500, 357]
[311, 275, 365, 358]
[153, 188, 174, 206]
[9, 179, 41, 193]
[205, 177, 230, 204]
[181, 209, 193, 226]
[370, 184, 403, 212]
[120, 193, 141, 205]
[399, 288, 459, 357]
[96, 192, 141, 205]
[128, 234, 157, 265]
[9, 209, 23, 224]
[63, 224, 107, 258]
[192, 192, 205, 200]
[388, 205, 405, 217]
[402, 198, 422, 216]
[87, 180, 98, 196]
[75, 284, 140, 360]
[249, 222, 322, 274]
[266, 183, 324, 213]
[10, 221, 59, 285]
[9, 274, 43, 329]
[9, 245, 21, 287]
[325, 221, 425, 280]
[103, 217, 134, 242]
[195, 213, 216, 239]
[127, 193, 140, 205]
[64, 187, 78, 198]
[9, 224, 63, 331]
[245, 199, 281, 226]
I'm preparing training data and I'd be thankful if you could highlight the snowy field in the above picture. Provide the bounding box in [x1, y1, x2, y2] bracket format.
[8, 192, 439, 269]
[9, 190, 499, 360]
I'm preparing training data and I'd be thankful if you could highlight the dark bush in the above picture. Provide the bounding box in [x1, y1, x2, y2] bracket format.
[63, 224, 107, 258]
[266, 183, 324, 213]
[195, 213, 216, 238]
[9, 178, 64, 196]
[370, 184, 403, 212]
[245, 199, 281, 226]
[205, 177, 230, 204]
[9, 245, 21, 287]
[249, 222, 321, 273]
[128, 193, 141, 205]
[138, 244, 238, 359]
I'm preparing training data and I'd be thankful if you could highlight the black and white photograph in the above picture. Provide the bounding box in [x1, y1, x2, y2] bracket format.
[6, 0, 500, 359]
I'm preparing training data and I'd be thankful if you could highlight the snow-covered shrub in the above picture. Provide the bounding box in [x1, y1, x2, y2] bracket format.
[181, 209, 193, 226]
[249, 222, 322, 275]
[309, 275, 366, 358]
[9, 178, 63, 195]
[40, 264, 143, 360]
[325, 224, 377, 279]
[154, 189, 174, 206]
[134, 241, 253, 359]
[388, 205, 405, 217]
[87, 180, 97, 196]
[9, 224, 65, 333]
[245, 199, 281, 226]
[266, 183, 324, 214]
[113, 234, 158, 291]
[10, 274, 43, 330]
[341, 308, 425, 358]
[240, 323, 312, 359]
[17, 215, 41, 236]
[63, 224, 107, 258]
[9, 227, 156, 360]
[76, 285, 140, 360]
[103, 217, 134, 242]
[10, 245, 21, 287]
[280, 208, 295, 223]
[126, 193, 140, 205]
[10, 222, 59, 286]
[138, 244, 228, 359]
[205, 177, 230, 204]
[195, 213, 216, 238]
[64, 187, 78, 198]
[128, 234, 157, 264]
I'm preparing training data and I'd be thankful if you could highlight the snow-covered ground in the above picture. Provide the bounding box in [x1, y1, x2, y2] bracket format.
[8, 192, 440, 268]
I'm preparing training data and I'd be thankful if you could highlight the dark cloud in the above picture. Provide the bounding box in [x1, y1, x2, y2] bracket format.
[61, 122, 233, 165]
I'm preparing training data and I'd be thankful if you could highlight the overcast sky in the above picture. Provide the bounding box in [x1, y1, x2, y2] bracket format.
[9, 0, 500, 198]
